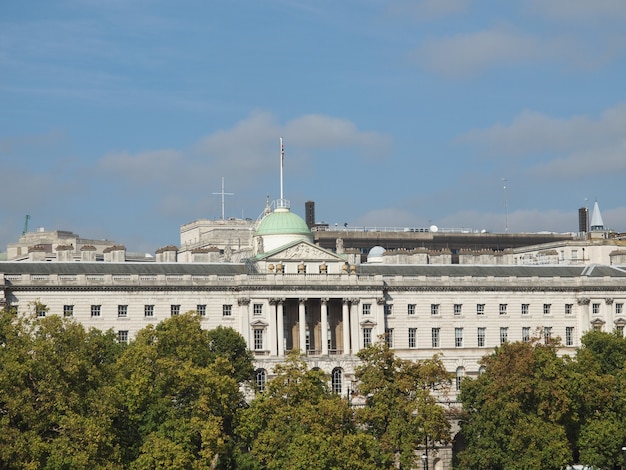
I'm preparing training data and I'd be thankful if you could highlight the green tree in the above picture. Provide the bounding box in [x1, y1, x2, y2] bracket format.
[116, 313, 249, 468]
[355, 340, 452, 469]
[457, 340, 574, 470]
[236, 352, 386, 469]
[0, 308, 125, 469]
[206, 325, 254, 383]
[571, 331, 626, 468]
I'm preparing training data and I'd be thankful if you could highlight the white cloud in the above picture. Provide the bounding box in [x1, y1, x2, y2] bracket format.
[529, 140, 626, 179]
[414, 25, 601, 77]
[457, 103, 626, 179]
[95, 110, 392, 216]
[194, 110, 392, 172]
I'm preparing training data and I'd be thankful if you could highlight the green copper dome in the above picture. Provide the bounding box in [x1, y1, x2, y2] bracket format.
[255, 207, 312, 237]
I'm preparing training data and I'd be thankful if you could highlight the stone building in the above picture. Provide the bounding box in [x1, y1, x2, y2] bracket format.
[2, 200, 625, 469]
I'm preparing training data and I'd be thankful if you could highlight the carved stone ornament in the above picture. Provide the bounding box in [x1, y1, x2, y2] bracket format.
[237, 297, 250, 306]
[277, 243, 338, 261]
[376, 297, 386, 305]
[605, 298, 614, 305]
[577, 297, 591, 306]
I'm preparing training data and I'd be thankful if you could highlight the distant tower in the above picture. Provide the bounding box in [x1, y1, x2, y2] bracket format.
[305, 201, 315, 228]
[590, 201, 605, 231]
[578, 207, 589, 234]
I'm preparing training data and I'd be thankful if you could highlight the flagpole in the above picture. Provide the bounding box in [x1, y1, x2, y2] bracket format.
[280, 137, 284, 205]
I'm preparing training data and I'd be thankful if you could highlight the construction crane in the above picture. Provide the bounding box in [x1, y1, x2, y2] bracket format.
[22, 214, 30, 235]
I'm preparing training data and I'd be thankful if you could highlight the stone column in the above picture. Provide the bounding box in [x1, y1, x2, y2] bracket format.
[321, 298, 329, 355]
[350, 298, 360, 353]
[267, 299, 277, 357]
[375, 297, 386, 341]
[578, 297, 590, 335]
[299, 298, 307, 354]
[238, 297, 251, 350]
[277, 298, 285, 356]
[342, 299, 351, 355]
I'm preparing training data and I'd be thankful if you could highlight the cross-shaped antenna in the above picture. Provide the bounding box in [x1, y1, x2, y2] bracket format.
[212, 177, 234, 220]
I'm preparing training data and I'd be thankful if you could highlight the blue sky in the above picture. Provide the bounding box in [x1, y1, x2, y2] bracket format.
[2, 0, 626, 253]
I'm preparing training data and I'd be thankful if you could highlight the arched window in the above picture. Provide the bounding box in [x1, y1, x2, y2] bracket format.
[478, 365, 486, 375]
[255, 368, 267, 393]
[456, 366, 465, 391]
[331, 367, 343, 394]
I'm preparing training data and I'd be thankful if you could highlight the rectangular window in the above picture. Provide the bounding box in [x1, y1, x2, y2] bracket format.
[522, 327, 531, 342]
[565, 327, 574, 346]
[476, 304, 485, 315]
[477, 327, 486, 347]
[543, 303, 551, 315]
[455, 327, 463, 347]
[118, 305, 128, 318]
[408, 328, 417, 348]
[454, 304, 462, 315]
[253, 329, 263, 350]
[144, 305, 154, 317]
[544, 326, 552, 344]
[499, 304, 508, 315]
[431, 304, 439, 316]
[36, 304, 47, 317]
[170, 304, 180, 316]
[522, 304, 529, 315]
[407, 304, 416, 315]
[222, 304, 232, 317]
[91, 305, 101, 318]
[431, 328, 440, 348]
[118, 330, 129, 344]
[571, 249, 578, 260]
[592, 303, 600, 315]
[616, 303, 623, 315]
[385, 328, 394, 348]
[384, 304, 393, 316]
[362, 304, 371, 315]
[500, 327, 508, 344]
[63, 305, 74, 317]
[363, 328, 372, 348]
[253, 303, 263, 316]
[565, 304, 573, 315]
[197, 304, 206, 316]
[617, 325, 624, 338]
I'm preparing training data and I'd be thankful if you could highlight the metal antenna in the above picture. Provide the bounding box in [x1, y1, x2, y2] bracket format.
[502, 178, 509, 232]
[212, 177, 233, 220]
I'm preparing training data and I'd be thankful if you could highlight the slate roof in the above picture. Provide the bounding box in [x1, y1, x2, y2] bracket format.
[356, 264, 626, 278]
[0, 262, 252, 276]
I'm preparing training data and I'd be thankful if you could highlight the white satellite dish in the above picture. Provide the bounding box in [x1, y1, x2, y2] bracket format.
[429, 224, 439, 233]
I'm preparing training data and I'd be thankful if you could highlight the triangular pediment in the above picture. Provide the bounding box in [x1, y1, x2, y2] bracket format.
[258, 240, 345, 262]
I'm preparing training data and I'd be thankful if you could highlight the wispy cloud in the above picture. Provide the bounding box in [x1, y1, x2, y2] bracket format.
[387, 0, 472, 20]
[97, 110, 392, 213]
[457, 103, 626, 179]
[413, 25, 602, 77]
